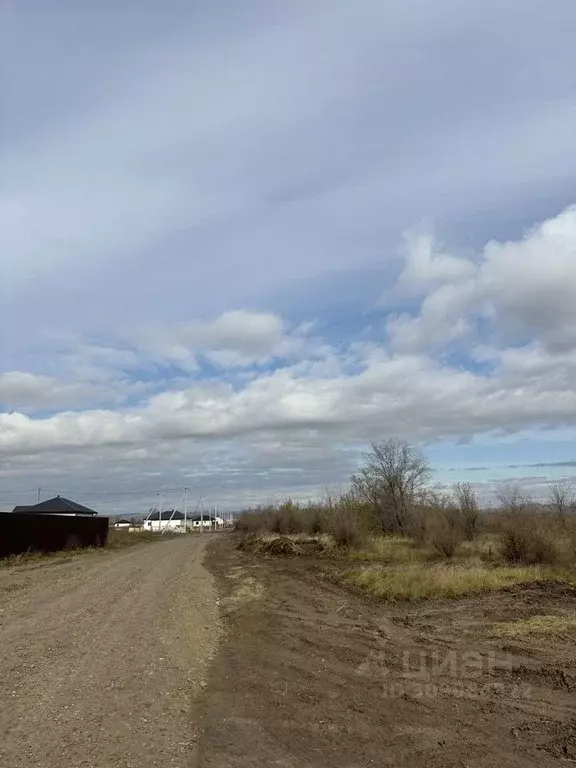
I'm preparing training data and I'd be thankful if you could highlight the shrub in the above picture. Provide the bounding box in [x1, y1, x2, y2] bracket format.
[454, 482, 480, 540]
[414, 490, 465, 559]
[500, 513, 560, 565]
[332, 514, 364, 548]
[406, 506, 429, 547]
[304, 504, 328, 535]
[235, 510, 269, 534]
[428, 508, 465, 559]
[270, 501, 304, 534]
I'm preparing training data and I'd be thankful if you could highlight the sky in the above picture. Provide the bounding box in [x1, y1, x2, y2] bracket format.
[1, 0, 576, 515]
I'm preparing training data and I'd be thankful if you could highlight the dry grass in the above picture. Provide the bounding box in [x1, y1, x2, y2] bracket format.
[106, 529, 179, 549]
[492, 614, 576, 637]
[347, 534, 431, 564]
[342, 563, 561, 601]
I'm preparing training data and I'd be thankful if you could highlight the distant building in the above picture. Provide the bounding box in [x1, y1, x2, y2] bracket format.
[187, 515, 225, 529]
[143, 510, 185, 532]
[12, 496, 98, 516]
[113, 519, 133, 529]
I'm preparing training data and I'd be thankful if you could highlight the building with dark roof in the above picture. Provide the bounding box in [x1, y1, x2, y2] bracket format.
[145, 510, 185, 521]
[142, 509, 185, 532]
[12, 496, 98, 516]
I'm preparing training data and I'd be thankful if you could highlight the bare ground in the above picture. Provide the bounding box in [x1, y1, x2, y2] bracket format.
[194, 536, 576, 768]
[0, 535, 221, 768]
[3, 534, 575, 767]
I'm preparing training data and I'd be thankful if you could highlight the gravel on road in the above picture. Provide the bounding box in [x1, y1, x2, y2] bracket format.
[0, 536, 221, 768]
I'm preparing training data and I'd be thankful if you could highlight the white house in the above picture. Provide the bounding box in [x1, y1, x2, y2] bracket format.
[113, 519, 133, 530]
[143, 510, 186, 532]
[187, 515, 225, 529]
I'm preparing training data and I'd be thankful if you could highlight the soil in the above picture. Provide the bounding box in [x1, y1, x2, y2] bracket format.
[0, 535, 221, 768]
[2, 534, 575, 767]
[194, 537, 576, 767]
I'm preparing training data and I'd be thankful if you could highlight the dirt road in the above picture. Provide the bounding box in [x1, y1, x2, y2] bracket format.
[0, 536, 221, 768]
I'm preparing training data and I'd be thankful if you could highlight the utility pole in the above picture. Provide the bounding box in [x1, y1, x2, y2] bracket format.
[37, 487, 41, 504]
[158, 492, 164, 533]
[200, 494, 204, 534]
[184, 486, 189, 533]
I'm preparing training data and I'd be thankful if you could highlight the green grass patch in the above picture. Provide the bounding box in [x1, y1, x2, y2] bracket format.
[342, 563, 563, 601]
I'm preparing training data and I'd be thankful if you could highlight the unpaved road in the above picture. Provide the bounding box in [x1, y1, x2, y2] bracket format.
[0, 536, 221, 768]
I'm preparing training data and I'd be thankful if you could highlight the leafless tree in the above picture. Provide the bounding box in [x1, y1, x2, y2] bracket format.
[351, 438, 431, 533]
[454, 481, 480, 540]
[547, 479, 575, 524]
[497, 484, 531, 513]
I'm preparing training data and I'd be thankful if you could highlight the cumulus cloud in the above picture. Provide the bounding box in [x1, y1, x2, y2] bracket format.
[121, 309, 312, 371]
[387, 205, 576, 354]
[480, 206, 576, 349]
[393, 232, 477, 298]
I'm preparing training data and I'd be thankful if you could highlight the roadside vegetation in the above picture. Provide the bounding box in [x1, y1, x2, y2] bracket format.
[235, 438, 576, 601]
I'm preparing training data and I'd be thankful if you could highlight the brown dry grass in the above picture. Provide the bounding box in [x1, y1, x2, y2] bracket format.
[491, 613, 576, 637]
[342, 563, 563, 601]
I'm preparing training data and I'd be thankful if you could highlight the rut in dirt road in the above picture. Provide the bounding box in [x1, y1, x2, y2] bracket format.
[0, 536, 221, 768]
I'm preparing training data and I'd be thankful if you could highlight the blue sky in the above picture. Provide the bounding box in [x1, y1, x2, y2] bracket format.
[1, 0, 575, 514]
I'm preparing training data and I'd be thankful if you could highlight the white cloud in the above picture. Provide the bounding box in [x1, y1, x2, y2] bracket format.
[479, 205, 576, 348]
[133, 309, 308, 369]
[3, 340, 576, 457]
[393, 232, 476, 298]
[0, 371, 129, 412]
[387, 205, 576, 353]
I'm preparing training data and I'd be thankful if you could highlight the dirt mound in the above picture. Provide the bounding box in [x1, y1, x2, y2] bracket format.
[236, 533, 260, 552]
[263, 537, 299, 556]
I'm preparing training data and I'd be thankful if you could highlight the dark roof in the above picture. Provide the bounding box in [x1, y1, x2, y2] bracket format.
[115, 519, 133, 525]
[146, 510, 185, 521]
[12, 496, 98, 516]
[188, 515, 218, 522]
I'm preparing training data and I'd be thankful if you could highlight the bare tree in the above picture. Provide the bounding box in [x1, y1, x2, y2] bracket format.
[547, 479, 575, 524]
[351, 438, 431, 533]
[497, 484, 531, 513]
[454, 481, 480, 540]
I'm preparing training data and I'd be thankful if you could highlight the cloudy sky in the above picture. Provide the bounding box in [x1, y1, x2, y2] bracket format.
[1, 0, 576, 514]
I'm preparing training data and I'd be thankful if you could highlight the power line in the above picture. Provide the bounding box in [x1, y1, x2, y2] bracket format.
[0, 486, 186, 498]
[0, 489, 40, 495]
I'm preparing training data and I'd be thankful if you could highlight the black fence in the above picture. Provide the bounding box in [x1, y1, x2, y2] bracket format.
[0, 513, 109, 558]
